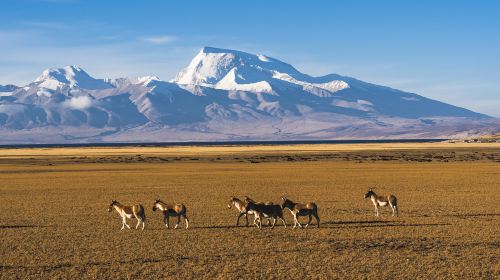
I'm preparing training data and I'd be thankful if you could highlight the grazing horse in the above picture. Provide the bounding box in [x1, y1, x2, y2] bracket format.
[364, 189, 398, 217]
[107, 200, 146, 230]
[245, 198, 287, 229]
[281, 197, 320, 229]
[152, 199, 190, 229]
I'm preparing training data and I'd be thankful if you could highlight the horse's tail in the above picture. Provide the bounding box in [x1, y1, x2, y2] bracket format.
[181, 204, 187, 216]
[139, 204, 146, 221]
[390, 195, 398, 207]
[311, 203, 320, 226]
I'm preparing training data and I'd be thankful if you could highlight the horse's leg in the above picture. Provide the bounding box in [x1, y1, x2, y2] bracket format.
[295, 214, 303, 228]
[280, 216, 287, 228]
[375, 206, 379, 217]
[175, 215, 181, 229]
[164, 214, 169, 229]
[183, 214, 189, 229]
[305, 214, 312, 228]
[122, 216, 130, 229]
[394, 205, 399, 217]
[236, 212, 244, 226]
[271, 217, 276, 228]
[133, 213, 141, 229]
[313, 212, 320, 228]
[253, 213, 259, 226]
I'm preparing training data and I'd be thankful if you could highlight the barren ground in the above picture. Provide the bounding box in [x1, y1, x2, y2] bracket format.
[0, 143, 499, 279]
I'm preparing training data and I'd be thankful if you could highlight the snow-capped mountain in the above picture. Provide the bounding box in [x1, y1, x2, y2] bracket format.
[0, 47, 498, 144]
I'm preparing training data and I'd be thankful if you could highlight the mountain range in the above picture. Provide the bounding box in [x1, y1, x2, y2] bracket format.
[0, 47, 498, 144]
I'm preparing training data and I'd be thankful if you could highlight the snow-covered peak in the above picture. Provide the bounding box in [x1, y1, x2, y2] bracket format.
[34, 65, 112, 90]
[171, 47, 351, 96]
[172, 46, 301, 86]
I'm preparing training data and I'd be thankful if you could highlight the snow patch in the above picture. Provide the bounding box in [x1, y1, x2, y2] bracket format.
[215, 68, 274, 93]
[273, 72, 349, 96]
[258, 55, 270, 62]
[402, 97, 420, 101]
[136, 76, 160, 85]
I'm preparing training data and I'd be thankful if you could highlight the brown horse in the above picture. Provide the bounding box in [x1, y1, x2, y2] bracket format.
[107, 200, 146, 230]
[152, 199, 190, 229]
[281, 197, 319, 228]
[228, 196, 252, 226]
[364, 189, 398, 217]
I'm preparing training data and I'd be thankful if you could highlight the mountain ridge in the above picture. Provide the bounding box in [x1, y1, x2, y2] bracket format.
[0, 47, 497, 144]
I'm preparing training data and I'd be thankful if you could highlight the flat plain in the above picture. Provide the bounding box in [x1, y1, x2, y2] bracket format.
[0, 143, 499, 279]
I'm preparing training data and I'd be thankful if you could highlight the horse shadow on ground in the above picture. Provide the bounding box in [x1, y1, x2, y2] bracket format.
[0, 225, 48, 229]
[442, 213, 500, 218]
[320, 220, 450, 228]
[146, 224, 247, 231]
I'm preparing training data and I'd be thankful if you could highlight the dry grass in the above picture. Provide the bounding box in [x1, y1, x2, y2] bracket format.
[0, 145, 499, 279]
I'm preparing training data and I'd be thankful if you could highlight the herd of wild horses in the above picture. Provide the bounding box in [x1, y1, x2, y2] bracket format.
[107, 189, 399, 230]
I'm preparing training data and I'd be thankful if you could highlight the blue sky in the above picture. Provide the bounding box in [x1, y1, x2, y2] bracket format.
[1, 0, 499, 116]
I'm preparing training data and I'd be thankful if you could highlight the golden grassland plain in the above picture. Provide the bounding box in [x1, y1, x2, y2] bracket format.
[0, 143, 499, 279]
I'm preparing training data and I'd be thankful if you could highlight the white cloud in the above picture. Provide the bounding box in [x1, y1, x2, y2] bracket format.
[332, 99, 374, 112]
[66, 96, 92, 110]
[141, 35, 178, 45]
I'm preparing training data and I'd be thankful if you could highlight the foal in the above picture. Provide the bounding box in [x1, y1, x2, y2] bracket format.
[107, 200, 146, 230]
[281, 197, 320, 228]
[152, 199, 190, 229]
[364, 189, 398, 217]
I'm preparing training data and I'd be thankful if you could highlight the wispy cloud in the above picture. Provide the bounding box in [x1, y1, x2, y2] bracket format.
[141, 35, 178, 45]
[18, 20, 70, 30]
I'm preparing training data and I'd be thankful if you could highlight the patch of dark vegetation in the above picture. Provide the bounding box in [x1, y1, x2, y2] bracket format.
[0, 148, 498, 165]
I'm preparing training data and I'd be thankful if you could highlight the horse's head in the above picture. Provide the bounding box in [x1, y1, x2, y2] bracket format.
[280, 196, 293, 210]
[364, 189, 375, 198]
[152, 199, 161, 211]
[107, 200, 117, 212]
[228, 196, 237, 209]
